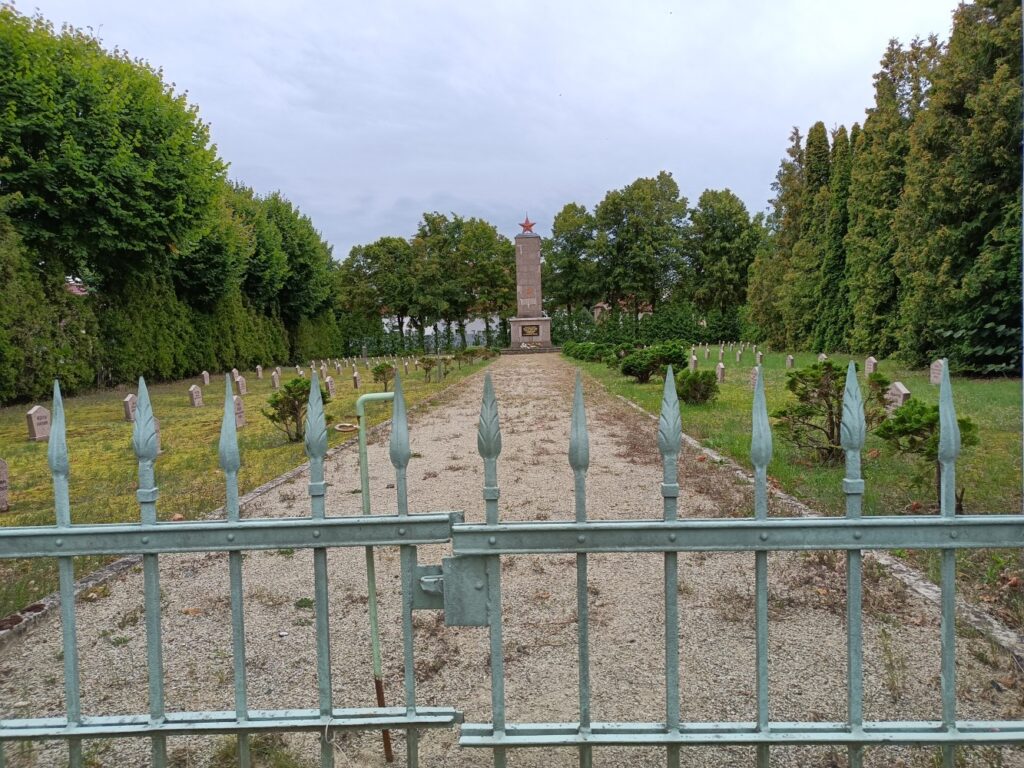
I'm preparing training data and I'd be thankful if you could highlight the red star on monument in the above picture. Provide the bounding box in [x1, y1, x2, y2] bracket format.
[519, 215, 535, 233]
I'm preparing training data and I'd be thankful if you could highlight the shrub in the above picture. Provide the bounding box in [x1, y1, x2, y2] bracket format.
[875, 398, 979, 509]
[372, 362, 396, 390]
[262, 377, 330, 442]
[675, 368, 719, 405]
[772, 362, 889, 464]
[648, 340, 688, 369]
[620, 349, 659, 383]
[419, 357, 436, 381]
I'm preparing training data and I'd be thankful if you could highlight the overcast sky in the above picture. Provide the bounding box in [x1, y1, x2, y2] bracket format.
[25, 0, 959, 258]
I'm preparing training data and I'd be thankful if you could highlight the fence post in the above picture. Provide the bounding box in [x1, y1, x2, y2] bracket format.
[750, 366, 772, 768]
[568, 373, 592, 768]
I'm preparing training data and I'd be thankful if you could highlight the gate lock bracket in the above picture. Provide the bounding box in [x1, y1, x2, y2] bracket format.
[413, 555, 489, 627]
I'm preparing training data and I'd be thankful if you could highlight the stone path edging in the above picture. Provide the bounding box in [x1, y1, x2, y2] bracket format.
[610, 390, 1024, 661]
[0, 367, 490, 647]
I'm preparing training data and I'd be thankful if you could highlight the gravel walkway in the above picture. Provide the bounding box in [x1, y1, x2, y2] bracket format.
[1, 354, 1021, 767]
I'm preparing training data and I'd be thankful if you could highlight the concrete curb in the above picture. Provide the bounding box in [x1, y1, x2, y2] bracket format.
[609, 389, 1024, 661]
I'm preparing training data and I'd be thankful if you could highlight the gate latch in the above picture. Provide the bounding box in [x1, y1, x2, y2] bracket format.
[412, 556, 489, 627]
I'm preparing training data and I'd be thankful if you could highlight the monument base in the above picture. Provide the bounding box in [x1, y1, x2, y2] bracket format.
[508, 316, 552, 350]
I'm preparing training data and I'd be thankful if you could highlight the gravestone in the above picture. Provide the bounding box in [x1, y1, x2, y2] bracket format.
[817, 353, 828, 362]
[123, 394, 138, 422]
[233, 396, 245, 428]
[353, 371, 360, 389]
[320, 364, 328, 381]
[256, 365, 263, 380]
[704, 347, 709, 360]
[271, 370, 281, 390]
[404, 360, 409, 376]
[786, 354, 794, 369]
[508, 216, 553, 349]
[735, 350, 742, 363]
[689, 355, 698, 374]
[886, 382, 911, 413]
[0, 458, 8, 512]
[865, 356, 878, 375]
[295, 366, 302, 376]
[756, 352, 764, 365]
[930, 360, 943, 385]
[718, 348, 724, 362]
[188, 385, 203, 407]
[716, 362, 725, 383]
[27, 405, 50, 442]
[201, 370, 210, 386]
[276, 366, 282, 377]
[231, 368, 239, 381]
[235, 376, 247, 396]
[325, 376, 336, 398]
[749, 367, 759, 390]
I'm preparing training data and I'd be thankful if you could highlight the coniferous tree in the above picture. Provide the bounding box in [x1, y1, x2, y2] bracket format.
[895, 1, 1021, 372]
[812, 125, 853, 352]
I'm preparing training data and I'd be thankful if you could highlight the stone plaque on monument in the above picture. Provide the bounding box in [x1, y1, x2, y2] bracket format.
[508, 216, 553, 350]
[233, 396, 245, 428]
[930, 360, 943, 385]
[27, 405, 50, 441]
[188, 385, 203, 407]
[201, 370, 210, 386]
[0, 458, 8, 512]
[886, 382, 911, 413]
[123, 394, 138, 422]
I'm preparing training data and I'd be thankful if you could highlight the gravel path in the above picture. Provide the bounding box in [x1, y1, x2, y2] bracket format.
[1, 354, 1021, 767]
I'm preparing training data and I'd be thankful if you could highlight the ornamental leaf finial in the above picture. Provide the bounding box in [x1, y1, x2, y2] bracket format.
[48, 380, 69, 478]
[750, 366, 773, 469]
[132, 377, 158, 462]
[840, 361, 865, 451]
[218, 374, 240, 474]
[937, 359, 961, 464]
[304, 370, 327, 462]
[477, 373, 502, 460]
[568, 372, 590, 472]
[658, 365, 682, 459]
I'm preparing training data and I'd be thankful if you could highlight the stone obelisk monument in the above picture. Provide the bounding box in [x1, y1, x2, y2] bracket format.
[508, 216, 552, 350]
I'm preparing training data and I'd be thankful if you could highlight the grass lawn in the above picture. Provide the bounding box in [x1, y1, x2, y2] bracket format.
[0, 356, 493, 617]
[569, 349, 1023, 627]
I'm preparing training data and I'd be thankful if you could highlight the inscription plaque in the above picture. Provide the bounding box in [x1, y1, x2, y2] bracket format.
[521, 324, 540, 337]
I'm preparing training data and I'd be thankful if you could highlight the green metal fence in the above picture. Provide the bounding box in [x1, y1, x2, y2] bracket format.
[1, 360, 1022, 767]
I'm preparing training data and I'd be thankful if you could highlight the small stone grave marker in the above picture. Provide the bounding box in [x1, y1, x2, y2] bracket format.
[271, 370, 280, 390]
[353, 371, 360, 389]
[716, 362, 725, 383]
[718, 348, 724, 362]
[26, 405, 50, 442]
[0, 458, 8, 512]
[735, 350, 742, 363]
[749, 367, 759, 390]
[235, 376, 247, 396]
[231, 368, 239, 381]
[233, 396, 245, 428]
[256, 365, 263, 380]
[886, 381, 911, 413]
[930, 359, 943, 385]
[123, 393, 138, 422]
[188, 385, 203, 407]
[704, 347, 709, 360]
[865, 356, 878, 375]
[689, 355, 698, 374]
[404, 360, 409, 376]
[756, 351, 764, 365]
[786, 354, 794, 369]
[201, 370, 210, 386]
[817, 353, 828, 362]
[325, 376, 336, 398]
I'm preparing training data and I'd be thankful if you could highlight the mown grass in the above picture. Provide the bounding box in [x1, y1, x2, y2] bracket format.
[570, 349, 1023, 627]
[0, 356, 493, 617]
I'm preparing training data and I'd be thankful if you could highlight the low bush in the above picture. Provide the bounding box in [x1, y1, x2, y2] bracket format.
[262, 377, 330, 442]
[675, 368, 719, 405]
[620, 349, 659, 383]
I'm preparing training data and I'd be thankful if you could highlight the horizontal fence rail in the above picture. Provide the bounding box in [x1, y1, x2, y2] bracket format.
[1, 360, 1022, 768]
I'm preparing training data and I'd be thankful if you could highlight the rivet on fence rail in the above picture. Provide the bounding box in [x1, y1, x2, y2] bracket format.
[477, 372, 506, 768]
[658, 367, 682, 768]
[132, 377, 167, 767]
[389, 375, 420, 767]
[841, 361, 866, 768]
[569, 372, 592, 767]
[50, 381, 83, 767]
[303, 371, 335, 768]
[218, 374, 251, 768]
[750, 366, 771, 768]
[938, 359, 960, 768]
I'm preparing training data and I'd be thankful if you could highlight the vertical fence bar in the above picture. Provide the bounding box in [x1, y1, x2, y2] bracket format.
[304, 372, 335, 768]
[356, 395, 395, 762]
[657, 369, 682, 768]
[132, 378, 167, 767]
[389, 376, 419, 767]
[50, 382, 82, 768]
[937, 360, 960, 768]
[218, 376, 251, 768]
[750, 366, 772, 768]
[840, 363, 866, 768]
[477, 373, 507, 768]
[568, 373, 592, 768]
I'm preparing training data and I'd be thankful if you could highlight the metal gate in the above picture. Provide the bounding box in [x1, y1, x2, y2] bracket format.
[0, 361, 1022, 768]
